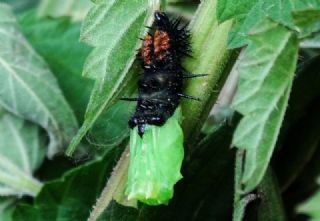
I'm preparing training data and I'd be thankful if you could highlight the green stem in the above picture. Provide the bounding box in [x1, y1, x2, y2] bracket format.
[181, 0, 236, 143]
[87, 147, 130, 221]
[233, 150, 258, 221]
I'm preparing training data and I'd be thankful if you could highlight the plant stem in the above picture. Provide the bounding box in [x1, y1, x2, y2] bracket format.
[181, 0, 236, 144]
[87, 147, 130, 221]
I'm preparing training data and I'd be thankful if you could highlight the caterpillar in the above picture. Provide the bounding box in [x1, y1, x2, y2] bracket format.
[122, 11, 203, 136]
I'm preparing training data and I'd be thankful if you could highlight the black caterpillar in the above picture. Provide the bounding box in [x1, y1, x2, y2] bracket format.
[122, 12, 204, 137]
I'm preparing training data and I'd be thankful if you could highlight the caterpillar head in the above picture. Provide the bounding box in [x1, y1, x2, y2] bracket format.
[154, 11, 170, 29]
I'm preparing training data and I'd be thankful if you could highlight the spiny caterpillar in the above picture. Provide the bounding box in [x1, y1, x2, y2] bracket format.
[122, 11, 204, 136]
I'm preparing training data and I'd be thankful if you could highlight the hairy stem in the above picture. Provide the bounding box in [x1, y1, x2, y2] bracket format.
[87, 147, 130, 221]
[181, 0, 236, 144]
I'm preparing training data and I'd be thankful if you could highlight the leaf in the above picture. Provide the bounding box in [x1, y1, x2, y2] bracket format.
[232, 19, 299, 192]
[0, 198, 16, 221]
[18, 12, 136, 150]
[0, 4, 78, 157]
[297, 179, 320, 220]
[66, 0, 149, 155]
[217, 0, 257, 23]
[37, 0, 93, 21]
[87, 101, 135, 148]
[0, 110, 44, 196]
[18, 12, 93, 122]
[292, 9, 320, 38]
[126, 107, 184, 205]
[13, 148, 121, 221]
[228, 0, 294, 48]
[0, 0, 38, 13]
[300, 33, 320, 48]
[292, 0, 320, 10]
[256, 169, 286, 221]
[274, 56, 320, 190]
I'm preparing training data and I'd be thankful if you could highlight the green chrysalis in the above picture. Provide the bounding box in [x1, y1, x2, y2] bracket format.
[126, 107, 184, 205]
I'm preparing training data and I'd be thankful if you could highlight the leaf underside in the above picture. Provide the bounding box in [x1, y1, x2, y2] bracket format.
[0, 4, 78, 157]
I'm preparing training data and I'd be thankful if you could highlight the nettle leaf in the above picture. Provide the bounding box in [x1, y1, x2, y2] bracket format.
[292, 0, 320, 10]
[232, 19, 299, 192]
[0, 198, 16, 221]
[87, 101, 135, 148]
[0, 110, 45, 196]
[18, 12, 93, 122]
[217, 0, 294, 48]
[292, 9, 320, 38]
[19, 12, 142, 150]
[0, 4, 78, 157]
[13, 148, 120, 221]
[217, 0, 257, 23]
[297, 179, 320, 220]
[300, 33, 320, 48]
[66, 0, 149, 155]
[37, 0, 93, 21]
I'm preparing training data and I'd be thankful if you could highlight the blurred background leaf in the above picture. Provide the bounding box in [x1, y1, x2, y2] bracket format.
[0, 109, 44, 196]
[0, 4, 78, 157]
[13, 146, 124, 221]
[37, 0, 92, 21]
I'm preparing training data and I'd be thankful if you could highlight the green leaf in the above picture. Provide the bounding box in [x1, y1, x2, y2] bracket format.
[219, 0, 294, 48]
[13, 148, 121, 221]
[0, 110, 44, 196]
[126, 107, 184, 205]
[292, 0, 320, 10]
[300, 33, 320, 48]
[87, 101, 135, 148]
[0, 4, 78, 157]
[297, 179, 320, 220]
[66, 0, 149, 156]
[275, 56, 320, 190]
[37, 0, 93, 21]
[232, 19, 299, 192]
[0, 0, 38, 13]
[18, 12, 93, 122]
[292, 9, 320, 38]
[217, 0, 257, 23]
[0, 198, 16, 221]
[256, 169, 286, 221]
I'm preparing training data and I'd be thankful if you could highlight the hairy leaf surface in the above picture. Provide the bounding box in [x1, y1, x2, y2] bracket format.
[232, 19, 299, 192]
[66, 0, 149, 155]
[0, 4, 78, 157]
